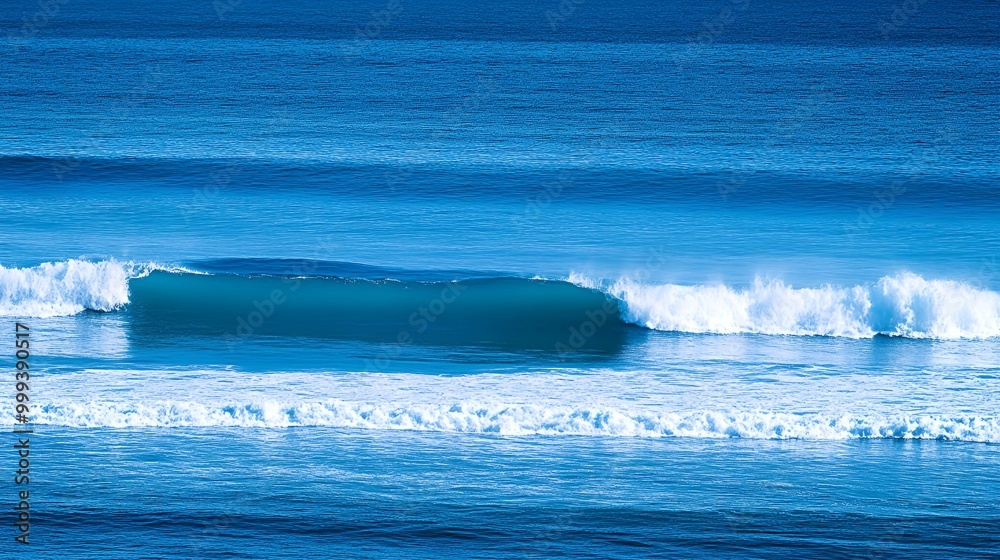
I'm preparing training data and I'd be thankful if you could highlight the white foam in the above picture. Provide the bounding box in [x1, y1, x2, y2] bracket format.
[25, 401, 1000, 441]
[572, 272, 1000, 339]
[3, 260, 998, 340]
[0, 259, 154, 317]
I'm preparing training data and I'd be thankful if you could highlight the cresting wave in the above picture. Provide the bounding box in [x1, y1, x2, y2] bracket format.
[25, 401, 1000, 442]
[571, 272, 1000, 339]
[0, 259, 138, 317]
[2, 259, 999, 340]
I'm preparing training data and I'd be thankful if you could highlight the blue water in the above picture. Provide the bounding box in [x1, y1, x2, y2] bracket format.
[1, 0, 999, 557]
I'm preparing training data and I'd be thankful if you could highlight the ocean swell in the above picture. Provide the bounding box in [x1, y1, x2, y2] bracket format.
[2, 259, 998, 340]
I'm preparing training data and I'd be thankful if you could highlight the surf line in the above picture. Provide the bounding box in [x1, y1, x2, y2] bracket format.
[13, 322, 31, 545]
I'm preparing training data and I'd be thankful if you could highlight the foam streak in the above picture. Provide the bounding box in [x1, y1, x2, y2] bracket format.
[26, 401, 1000, 441]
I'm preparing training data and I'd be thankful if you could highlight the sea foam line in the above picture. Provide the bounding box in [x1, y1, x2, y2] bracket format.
[572, 272, 1000, 339]
[23, 401, 1000, 441]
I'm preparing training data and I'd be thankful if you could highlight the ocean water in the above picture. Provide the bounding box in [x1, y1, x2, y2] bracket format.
[1, 0, 999, 557]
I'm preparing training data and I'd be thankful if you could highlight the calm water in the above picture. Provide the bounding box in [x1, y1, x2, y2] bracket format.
[1, 0, 998, 557]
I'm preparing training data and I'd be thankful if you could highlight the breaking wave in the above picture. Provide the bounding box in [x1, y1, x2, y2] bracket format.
[1, 259, 998, 340]
[0, 259, 139, 317]
[572, 272, 1000, 339]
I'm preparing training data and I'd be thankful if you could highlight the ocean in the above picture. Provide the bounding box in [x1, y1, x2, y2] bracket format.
[1, 0, 998, 557]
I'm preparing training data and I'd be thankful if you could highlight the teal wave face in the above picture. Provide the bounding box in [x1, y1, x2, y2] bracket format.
[127, 271, 632, 353]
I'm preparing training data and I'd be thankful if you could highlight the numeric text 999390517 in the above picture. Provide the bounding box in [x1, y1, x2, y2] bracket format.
[14, 322, 31, 545]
